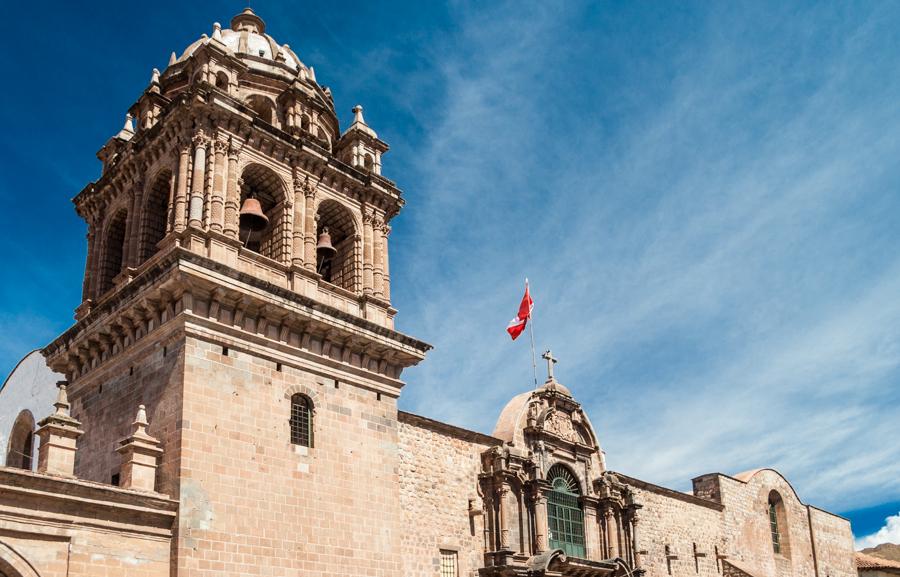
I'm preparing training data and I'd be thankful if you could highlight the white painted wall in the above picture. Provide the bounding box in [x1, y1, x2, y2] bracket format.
[0, 350, 63, 469]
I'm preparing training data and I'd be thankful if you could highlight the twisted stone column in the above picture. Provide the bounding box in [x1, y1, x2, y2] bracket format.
[188, 131, 208, 228]
[224, 140, 240, 238]
[210, 139, 227, 233]
[173, 137, 191, 232]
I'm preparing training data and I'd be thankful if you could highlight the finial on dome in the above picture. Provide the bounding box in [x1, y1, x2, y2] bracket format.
[353, 105, 366, 125]
[231, 7, 266, 34]
[150, 68, 160, 84]
[212, 22, 223, 41]
[169, 51, 177, 66]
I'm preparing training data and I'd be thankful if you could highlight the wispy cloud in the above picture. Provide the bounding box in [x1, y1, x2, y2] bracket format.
[377, 0, 900, 514]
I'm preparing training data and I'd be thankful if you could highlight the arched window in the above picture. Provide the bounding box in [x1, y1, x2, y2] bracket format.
[289, 394, 313, 447]
[245, 94, 277, 126]
[315, 200, 359, 292]
[239, 163, 288, 262]
[99, 209, 128, 295]
[6, 410, 35, 470]
[140, 170, 172, 261]
[215, 71, 229, 91]
[547, 464, 585, 558]
[768, 491, 789, 556]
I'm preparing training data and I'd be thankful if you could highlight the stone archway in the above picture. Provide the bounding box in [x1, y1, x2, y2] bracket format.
[0, 540, 42, 577]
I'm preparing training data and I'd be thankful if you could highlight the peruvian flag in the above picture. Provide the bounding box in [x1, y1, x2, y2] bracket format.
[506, 279, 534, 340]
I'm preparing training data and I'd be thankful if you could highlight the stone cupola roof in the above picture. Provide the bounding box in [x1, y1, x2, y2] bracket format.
[174, 8, 310, 77]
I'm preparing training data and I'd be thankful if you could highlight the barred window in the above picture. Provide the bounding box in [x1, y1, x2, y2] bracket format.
[290, 394, 312, 447]
[439, 550, 458, 577]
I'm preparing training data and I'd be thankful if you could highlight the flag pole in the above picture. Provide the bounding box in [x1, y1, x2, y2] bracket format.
[527, 278, 538, 388]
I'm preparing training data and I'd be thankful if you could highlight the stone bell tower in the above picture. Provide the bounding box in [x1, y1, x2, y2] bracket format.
[43, 8, 430, 576]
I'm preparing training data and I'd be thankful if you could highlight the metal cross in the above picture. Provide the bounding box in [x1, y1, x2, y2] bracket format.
[542, 350, 558, 381]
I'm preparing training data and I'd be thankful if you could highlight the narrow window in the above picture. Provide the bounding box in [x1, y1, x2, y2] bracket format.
[439, 550, 458, 577]
[769, 499, 781, 554]
[290, 394, 312, 447]
[547, 464, 586, 558]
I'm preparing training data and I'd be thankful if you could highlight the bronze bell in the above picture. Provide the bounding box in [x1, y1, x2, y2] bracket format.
[239, 197, 269, 232]
[316, 227, 338, 259]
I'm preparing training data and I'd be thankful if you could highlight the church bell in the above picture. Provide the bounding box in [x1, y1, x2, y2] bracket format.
[239, 197, 269, 232]
[316, 227, 338, 259]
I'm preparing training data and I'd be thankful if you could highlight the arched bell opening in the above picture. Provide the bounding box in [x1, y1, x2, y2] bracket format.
[139, 169, 173, 262]
[238, 163, 288, 262]
[245, 94, 278, 126]
[315, 199, 358, 292]
[98, 209, 128, 295]
[6, 410, 35, 470]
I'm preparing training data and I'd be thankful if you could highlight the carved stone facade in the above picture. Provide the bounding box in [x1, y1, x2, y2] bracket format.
[0, 8, 858, 577]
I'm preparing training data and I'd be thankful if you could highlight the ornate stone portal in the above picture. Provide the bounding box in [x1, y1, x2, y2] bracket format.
[481, 354, 641, 577]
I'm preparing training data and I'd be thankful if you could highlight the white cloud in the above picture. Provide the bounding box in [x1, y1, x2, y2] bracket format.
[856, 511, 900, 550]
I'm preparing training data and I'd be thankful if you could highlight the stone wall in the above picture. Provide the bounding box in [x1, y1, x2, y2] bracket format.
[175, 334, 403, 576]
[808, 506, 856, 577]
[0, 467, 175, 577]
[398, 412, 500, 577]
[618, 474, 726, 577]
[67, 327, 185, 497]
[0, 350, 61, 468]
[714, 469, 855, 577]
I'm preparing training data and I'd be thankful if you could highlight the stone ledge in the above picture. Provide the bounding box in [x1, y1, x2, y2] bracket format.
[399, 411, 503, 446]
[0, 467, 177, 537]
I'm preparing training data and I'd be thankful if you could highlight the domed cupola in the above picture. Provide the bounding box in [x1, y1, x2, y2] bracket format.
[173, 8, 310, 78]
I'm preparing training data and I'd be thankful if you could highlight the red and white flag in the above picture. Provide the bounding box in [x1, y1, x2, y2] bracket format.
[506, 279, 534, 340]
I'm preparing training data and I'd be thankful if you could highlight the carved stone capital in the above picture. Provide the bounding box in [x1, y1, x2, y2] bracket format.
[192, 130, 208, 148]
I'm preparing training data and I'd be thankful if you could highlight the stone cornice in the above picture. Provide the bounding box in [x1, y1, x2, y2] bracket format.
[43, 246, 430, 385]
[0, 467, 177, 538]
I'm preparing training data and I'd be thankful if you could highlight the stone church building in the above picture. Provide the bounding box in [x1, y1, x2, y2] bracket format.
[0, 8, 858, 577]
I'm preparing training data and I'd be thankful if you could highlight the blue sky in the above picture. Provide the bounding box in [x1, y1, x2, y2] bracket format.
[0, 1, 898, 543]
